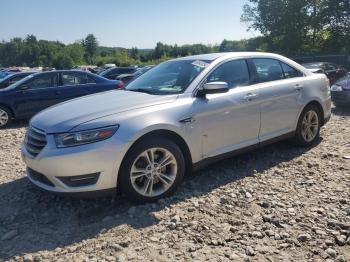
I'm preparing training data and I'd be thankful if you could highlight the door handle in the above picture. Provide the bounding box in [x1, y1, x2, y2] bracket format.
[244, 93, 258, 101]
[55, 91, 61, 95]
[294, 84, 304, 92]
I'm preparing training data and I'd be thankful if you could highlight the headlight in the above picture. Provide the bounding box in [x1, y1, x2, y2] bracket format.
[54, 125, 119, 148]
[331, 84, 343, 92]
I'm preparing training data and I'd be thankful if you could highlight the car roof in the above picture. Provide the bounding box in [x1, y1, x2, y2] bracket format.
[172, 52, 292, 62]
[12, 71, 37, 75]
[30, 70, 91, 76]
[28, 70, 108, 80]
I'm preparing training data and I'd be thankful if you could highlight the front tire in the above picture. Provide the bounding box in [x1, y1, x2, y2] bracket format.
[0, 106, 12, 129]
[119, 137, 185, 203]
[293, 105, 321, 146]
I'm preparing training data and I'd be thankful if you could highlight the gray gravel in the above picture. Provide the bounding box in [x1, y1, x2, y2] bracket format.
[0, 107, 349, 261]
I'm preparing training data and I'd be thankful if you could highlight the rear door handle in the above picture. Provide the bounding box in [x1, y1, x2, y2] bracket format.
[244, 93, 258, 101]
[294, 84, 304, 92]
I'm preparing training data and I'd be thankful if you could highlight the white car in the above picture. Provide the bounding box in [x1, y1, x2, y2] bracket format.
[21, 52, 332, 202]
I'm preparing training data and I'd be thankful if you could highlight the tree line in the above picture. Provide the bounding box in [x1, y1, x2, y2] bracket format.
[241, 0, 349, 54]
[0, 0, 348, 69]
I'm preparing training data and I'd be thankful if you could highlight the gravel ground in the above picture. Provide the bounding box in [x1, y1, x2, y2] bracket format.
[0, 106, 349, 262]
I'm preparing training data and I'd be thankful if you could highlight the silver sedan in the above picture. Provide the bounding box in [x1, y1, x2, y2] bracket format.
[21, 52, 332, 202]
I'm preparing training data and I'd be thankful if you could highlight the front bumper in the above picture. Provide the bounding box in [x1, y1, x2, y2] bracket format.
[331, 91, 350, 107]
[21, 134, 128, 194]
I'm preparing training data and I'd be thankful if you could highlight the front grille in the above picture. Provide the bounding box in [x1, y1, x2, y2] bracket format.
[27, 168, 55, 187]
[25, 126, 47, 157]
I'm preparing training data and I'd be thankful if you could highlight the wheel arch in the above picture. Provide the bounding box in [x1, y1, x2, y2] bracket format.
[117, 128, 194, 189]
[0, 103, 15, 118]
[303, 100, 325, 126]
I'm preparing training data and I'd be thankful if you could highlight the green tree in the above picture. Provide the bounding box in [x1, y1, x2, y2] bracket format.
[65, 42, 85, 65]
[53, 52, 74, 69]
[129, 47, 139, 60]
[241, 0, 310, 54]
[241, 0, 350, 54]
[320, 0, 350, 52]
[82, 34, 98, 64]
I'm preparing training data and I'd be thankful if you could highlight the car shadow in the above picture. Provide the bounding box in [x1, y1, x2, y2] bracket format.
[5, 120, 28, 130]
[0, 138, 321, 260]
[332, 106, 350, 117]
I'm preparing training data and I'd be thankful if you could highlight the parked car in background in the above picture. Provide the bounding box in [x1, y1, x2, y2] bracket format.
[0, 71, 12, 80]
[0, 71, 36, 89]
[21, 52, 331, 202]
[116, 65, 155, 85]
[0, 70, 124, 128]
[99, 66, 138, 80]
[303, 62, 348, 84]
[330, 73, 350, 107]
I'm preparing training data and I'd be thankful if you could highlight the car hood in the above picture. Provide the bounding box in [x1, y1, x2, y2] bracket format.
[335, 74, 350, 88]
[307, 68, 324, 73]
[31, 90, 177, 133]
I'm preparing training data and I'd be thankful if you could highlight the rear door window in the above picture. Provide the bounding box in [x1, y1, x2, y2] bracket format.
[207, 59, 250, 89]
[252, 59, 284, 83]
[61, 72, 87, 86]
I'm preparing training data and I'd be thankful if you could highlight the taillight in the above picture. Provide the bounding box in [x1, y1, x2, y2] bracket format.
[117, 81, 125, 89]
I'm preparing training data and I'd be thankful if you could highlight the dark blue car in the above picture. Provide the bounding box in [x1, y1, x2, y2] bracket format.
[0, 70, 124, 128]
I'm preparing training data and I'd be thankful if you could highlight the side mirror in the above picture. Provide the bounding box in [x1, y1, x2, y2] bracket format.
[196, 82, 229, 97]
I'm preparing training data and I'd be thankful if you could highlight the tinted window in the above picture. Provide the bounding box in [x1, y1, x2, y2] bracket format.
[281, 62, 301, 79]
[61, 72, 87, 86]
[25, 74, 53, 89]
[252, 59, 284, 83]
[207, 59, 250, 89]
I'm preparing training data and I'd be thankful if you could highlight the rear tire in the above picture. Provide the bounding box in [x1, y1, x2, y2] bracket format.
[0, 106, 12, 129]
[293, 104, 321, 147]
[119, 137, 185, 203]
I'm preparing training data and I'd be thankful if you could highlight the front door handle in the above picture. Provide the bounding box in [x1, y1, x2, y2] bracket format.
[244, 93, 258, 101]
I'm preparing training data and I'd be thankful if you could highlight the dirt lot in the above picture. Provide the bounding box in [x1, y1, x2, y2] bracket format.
[0, 107, 349, 262]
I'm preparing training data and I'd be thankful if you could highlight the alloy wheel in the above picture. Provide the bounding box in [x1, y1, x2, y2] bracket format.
[301, 110, 319, 142]
[130, 147, 178, 197]
[0, 109, 9, 127]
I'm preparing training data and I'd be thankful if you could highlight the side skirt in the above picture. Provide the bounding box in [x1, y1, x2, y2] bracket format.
[192, 131, 295, 172]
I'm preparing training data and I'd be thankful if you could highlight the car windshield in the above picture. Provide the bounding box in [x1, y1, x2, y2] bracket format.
[5, 74, 35, 90]
[126, 60, 210, 95]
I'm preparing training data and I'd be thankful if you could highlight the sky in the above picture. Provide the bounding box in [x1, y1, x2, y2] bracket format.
[0, 0, 258, 49]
